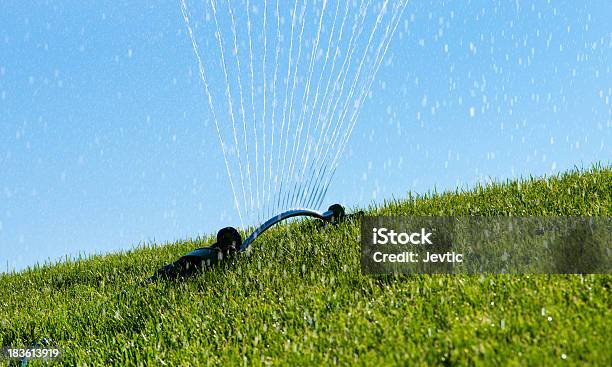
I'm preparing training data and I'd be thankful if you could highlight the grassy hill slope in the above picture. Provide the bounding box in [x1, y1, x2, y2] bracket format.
[1, 166, 611, 366]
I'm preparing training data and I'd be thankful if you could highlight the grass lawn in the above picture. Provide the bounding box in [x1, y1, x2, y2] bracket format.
[1, 166, 610, 366]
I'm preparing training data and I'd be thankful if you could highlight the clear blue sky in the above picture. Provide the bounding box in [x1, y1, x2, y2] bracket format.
[1, 1, 610, 273]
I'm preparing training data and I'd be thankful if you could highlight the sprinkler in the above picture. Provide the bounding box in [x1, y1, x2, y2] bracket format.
[23, 208, 352, 365]
[149, 204, 346, 281]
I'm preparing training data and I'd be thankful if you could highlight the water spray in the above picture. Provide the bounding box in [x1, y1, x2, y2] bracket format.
[144, 0, 405, 282]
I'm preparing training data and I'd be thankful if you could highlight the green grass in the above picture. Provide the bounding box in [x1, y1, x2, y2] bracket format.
[1, 166, 611, 366]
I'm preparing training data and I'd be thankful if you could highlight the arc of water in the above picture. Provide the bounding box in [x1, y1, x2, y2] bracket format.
[295, 0, 353, 208]
[266, 0, 282, 221]
[274, 0, 300, 217]
[309, 0, 371, 201]
[275, 0, 308, 211]
[181, 0, 406, 226]
[179, 0, 244, 227]
[260, 0, 268, 222]
[315, 0, 396, 210]
[291, 0, 345, 208]
[284, 0, 329, 209]
[314, 0, 408, 209]
[278, 0, 309, 213]
[226, 0, 253, 221]
[335, 2, 407, 176]
[301, 0, 371, 209]
[296, 0, 370, 210]
[209, 0, 250, 219]
[245, 0, 260, 222]
[321, 0, 392, 177]
[307, 0, 390, 209]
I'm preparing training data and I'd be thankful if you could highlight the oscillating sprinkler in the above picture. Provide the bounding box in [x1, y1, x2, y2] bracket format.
[148, 204, 346, 281]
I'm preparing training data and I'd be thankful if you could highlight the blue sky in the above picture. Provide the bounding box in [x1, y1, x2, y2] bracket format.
[1, 1, 610, 273]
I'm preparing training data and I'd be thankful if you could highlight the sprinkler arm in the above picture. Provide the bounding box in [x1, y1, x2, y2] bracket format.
[240, 204, 345, 252]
